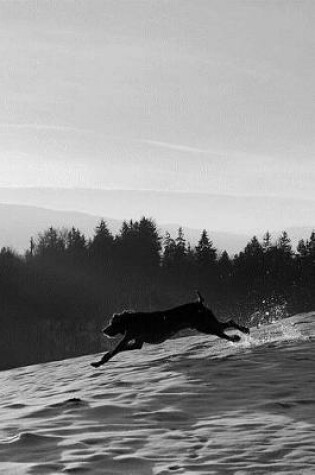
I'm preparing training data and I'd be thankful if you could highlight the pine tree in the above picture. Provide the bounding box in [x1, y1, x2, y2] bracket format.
[138, 217, 161, 270]
[186, 242, 196, 266]
[262, 231, 272, 252]
[162, 231, 176, 268]
[277, 231, 292, 255]
[174, 227, 186, 266]
[307, 231, 315, 259]
[89, 219, 114, 264]
[67, 227, 87, 255]
[35, 226, 66, 257]
[244, 236, 263, 257]
[175, 227, 186, 251]
[297, 239, 308, 258]
[115, 217, 161, 272]
[218, 250, 232, 279]
[195, 229, 217, 269]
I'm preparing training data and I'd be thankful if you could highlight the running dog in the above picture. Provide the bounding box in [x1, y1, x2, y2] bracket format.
[91, 292, 249, 368]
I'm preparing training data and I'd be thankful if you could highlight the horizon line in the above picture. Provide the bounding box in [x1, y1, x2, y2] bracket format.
[0, 185, 314, 203]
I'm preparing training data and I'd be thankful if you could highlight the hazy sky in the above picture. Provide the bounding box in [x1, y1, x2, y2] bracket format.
[1, 1, 315, 202]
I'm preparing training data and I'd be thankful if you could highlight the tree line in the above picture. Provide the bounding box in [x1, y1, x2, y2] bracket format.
[0, 217, 314, 369]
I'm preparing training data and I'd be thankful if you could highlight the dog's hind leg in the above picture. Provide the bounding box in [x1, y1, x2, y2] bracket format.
[91, 337, 143, 368]
[197, 325, 242, 343]
[216, 331, 241, 343]
[222, 319, 250, 335]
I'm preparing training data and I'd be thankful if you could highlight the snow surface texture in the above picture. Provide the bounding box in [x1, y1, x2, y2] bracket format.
[0, 313, 314, 475]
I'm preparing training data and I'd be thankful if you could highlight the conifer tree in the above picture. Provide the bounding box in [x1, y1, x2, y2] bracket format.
[116, 217, 161, 272]
[67, 227, 87, 257]
[138, 217, 161, 270]
[262, 231, 272, 252]
[89, 219, 114, 267]
[186, 242, 196, 266]
[162, 231, 176, 268]
[195, 229, 217, 269]
[277, 231, 292, 255]
[297, 239, 308, 258]
[35, 226, 66, 257]
[244, 236, 263, 257]
[307, 231, 315, 260]
[174, 227, 187, 267]
[218, 250, 232, 279]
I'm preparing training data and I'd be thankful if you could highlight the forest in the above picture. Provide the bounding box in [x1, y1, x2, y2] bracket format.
[0, 217, 314, 370]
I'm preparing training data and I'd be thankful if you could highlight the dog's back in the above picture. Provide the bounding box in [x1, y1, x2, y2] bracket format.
[119, 301, 218, 338]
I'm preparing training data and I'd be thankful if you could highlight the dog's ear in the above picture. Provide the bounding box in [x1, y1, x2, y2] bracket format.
[112, 312, 128, 331]
[196, 290, 204, 305]
[112, 312, 123, 325]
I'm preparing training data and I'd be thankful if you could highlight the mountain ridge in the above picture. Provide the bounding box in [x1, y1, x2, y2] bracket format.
[0, 202, 313, 255]
[0, 203, 249, 255]
[0, 187, 314, 238]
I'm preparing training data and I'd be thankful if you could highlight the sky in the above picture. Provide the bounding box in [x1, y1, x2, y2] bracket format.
[0, 0, 314, 231]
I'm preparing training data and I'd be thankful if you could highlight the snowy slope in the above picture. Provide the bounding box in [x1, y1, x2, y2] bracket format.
[0, 313, 314, 474]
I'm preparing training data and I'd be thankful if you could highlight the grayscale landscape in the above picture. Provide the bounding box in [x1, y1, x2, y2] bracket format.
[0, 1, 314, 474]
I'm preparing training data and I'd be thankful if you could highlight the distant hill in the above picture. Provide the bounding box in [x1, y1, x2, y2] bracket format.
[0, 204, 102, 253]
[0, 187, 314, 240]
[0, 203, 253, 255]
[0, 186, 313, 254]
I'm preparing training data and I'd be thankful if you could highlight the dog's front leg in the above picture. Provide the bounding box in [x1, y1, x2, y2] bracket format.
[214, 330, 241, 343]
[91, 336, 130, 368]
[91, 336, 143, 368]
[223, 319, 250, 335]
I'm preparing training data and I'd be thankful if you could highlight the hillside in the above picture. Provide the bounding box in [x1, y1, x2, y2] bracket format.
[0, 313, 314, 474]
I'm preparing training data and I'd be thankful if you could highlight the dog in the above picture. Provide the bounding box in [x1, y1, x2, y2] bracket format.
[91, 291, 249, 368]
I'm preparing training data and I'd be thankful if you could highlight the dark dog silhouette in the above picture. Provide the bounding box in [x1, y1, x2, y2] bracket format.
[91, 292, 249, 368]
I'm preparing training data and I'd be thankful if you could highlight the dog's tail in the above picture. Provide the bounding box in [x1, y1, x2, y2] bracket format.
[196, 290, 204, 304]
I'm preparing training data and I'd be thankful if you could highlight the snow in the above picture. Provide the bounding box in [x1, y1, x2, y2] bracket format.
[0, 313, 314, 474]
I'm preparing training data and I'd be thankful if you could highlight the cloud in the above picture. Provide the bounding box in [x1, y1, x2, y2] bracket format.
[138, 139, 221, 155]
[0, 123, 86, 133]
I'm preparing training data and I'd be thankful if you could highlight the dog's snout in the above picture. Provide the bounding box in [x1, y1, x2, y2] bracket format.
[102, 324, 118, 337]
[102, 326, 110, 336]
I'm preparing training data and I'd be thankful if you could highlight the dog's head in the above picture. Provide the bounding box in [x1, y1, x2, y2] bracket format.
[102, 311, 129, 337]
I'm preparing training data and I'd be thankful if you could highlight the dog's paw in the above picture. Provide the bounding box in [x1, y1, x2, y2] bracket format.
[231, 335, 241, 343]
[90, 361, 101, 368]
